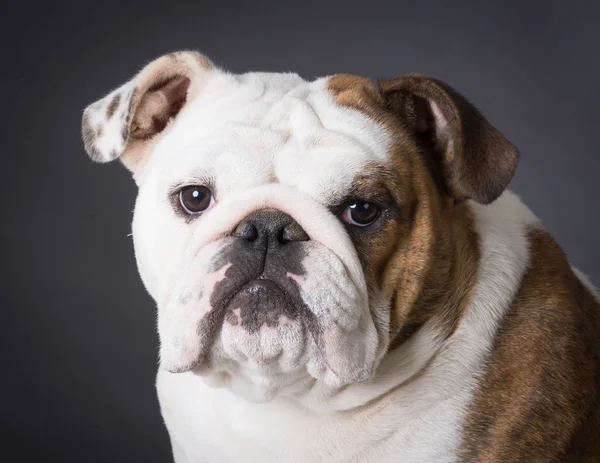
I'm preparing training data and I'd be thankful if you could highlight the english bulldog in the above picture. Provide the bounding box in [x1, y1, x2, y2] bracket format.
[81, 51, 600, 462]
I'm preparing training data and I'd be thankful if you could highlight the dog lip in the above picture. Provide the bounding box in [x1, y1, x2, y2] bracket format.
[226, 277, 302, 318]
[243, 278, 284, 293]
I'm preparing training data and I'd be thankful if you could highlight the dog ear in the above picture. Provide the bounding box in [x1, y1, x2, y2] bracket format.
[379, 75, 519, 204]
[81, 51, 214, 175]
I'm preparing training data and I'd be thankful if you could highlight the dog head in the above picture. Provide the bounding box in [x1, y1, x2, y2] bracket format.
[82, 51, 518, 402]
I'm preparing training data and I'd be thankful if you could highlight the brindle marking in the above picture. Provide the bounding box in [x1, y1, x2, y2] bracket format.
[329, 74, 600, 460]
[459, 228, 600, 462]
[327, 75, 480, 346]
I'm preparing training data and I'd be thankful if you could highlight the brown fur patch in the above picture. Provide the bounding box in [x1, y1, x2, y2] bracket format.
[106, 93, 121, 119]
[129, 76, 190, 141]
[122, 88, 138, 144]
[459, 228, 600, 462]
[327, 75, 479, 347]
[329, 73, 600, 461]
[379, 76, 520, 205]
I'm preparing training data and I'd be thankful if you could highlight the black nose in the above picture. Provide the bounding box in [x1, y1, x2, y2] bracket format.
[233, 209, 309, 248]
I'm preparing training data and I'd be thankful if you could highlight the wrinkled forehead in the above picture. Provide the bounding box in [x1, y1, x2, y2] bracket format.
[148, 71, 393, 204]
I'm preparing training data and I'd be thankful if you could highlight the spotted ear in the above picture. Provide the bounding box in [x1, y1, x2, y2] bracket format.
[81, 51, 214, 174]
[380, 75, 519, 204]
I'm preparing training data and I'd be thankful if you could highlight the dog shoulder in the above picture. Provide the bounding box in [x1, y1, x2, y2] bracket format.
[459, 192, 600, 463]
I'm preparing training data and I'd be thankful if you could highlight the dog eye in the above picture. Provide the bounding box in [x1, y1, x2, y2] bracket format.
[178, 185, 214, 215]
[341, 201, 380, 226]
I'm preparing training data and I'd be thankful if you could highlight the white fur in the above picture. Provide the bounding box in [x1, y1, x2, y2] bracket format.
[124, 71, 395, 400]
[157, 191, 540, 462]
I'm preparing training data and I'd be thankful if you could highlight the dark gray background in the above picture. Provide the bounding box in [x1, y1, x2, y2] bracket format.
[2, 1, 599, 461]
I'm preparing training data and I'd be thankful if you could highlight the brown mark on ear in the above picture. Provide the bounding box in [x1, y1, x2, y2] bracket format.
[380, 75, 520, 204]
[128, 75, 191, 141]
[121, 87, 137, 144]
[106, 93, 120, 119]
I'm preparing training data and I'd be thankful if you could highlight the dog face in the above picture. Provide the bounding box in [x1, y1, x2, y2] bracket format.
[82, 52, 519, 401]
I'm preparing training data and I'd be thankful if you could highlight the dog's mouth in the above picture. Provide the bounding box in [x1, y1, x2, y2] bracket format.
[159, 237, 376, 395]
[201, 237, 318, 333]
[209, 263, 321, 337]
[176, 248, 321, 374]
[223, 278, 305, 332]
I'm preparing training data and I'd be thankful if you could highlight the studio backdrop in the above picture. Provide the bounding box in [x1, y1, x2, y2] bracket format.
[2, 1, 599, 462]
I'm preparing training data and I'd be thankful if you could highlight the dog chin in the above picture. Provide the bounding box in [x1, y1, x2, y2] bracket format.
[192, 358, 319, 404]
[193, 278, 323, 402]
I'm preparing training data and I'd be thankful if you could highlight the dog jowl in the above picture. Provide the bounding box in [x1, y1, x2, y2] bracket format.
[82, 51, 600, 462]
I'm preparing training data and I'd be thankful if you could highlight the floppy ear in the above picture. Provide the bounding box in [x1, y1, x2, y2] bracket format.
[81, 51, 214, 175]
[379, 75, 519, 204]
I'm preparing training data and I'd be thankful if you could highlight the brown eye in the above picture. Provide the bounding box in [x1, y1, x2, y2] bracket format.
[178, 185, 214, 215]
[342, 201, 380, 226]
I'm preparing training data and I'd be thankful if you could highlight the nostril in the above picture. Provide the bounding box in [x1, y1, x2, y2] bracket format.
[247, 225, 259, 242]
[234, 222, 259, 242]
[280, 223, 310, 244]
[277, 228, 289, 245]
